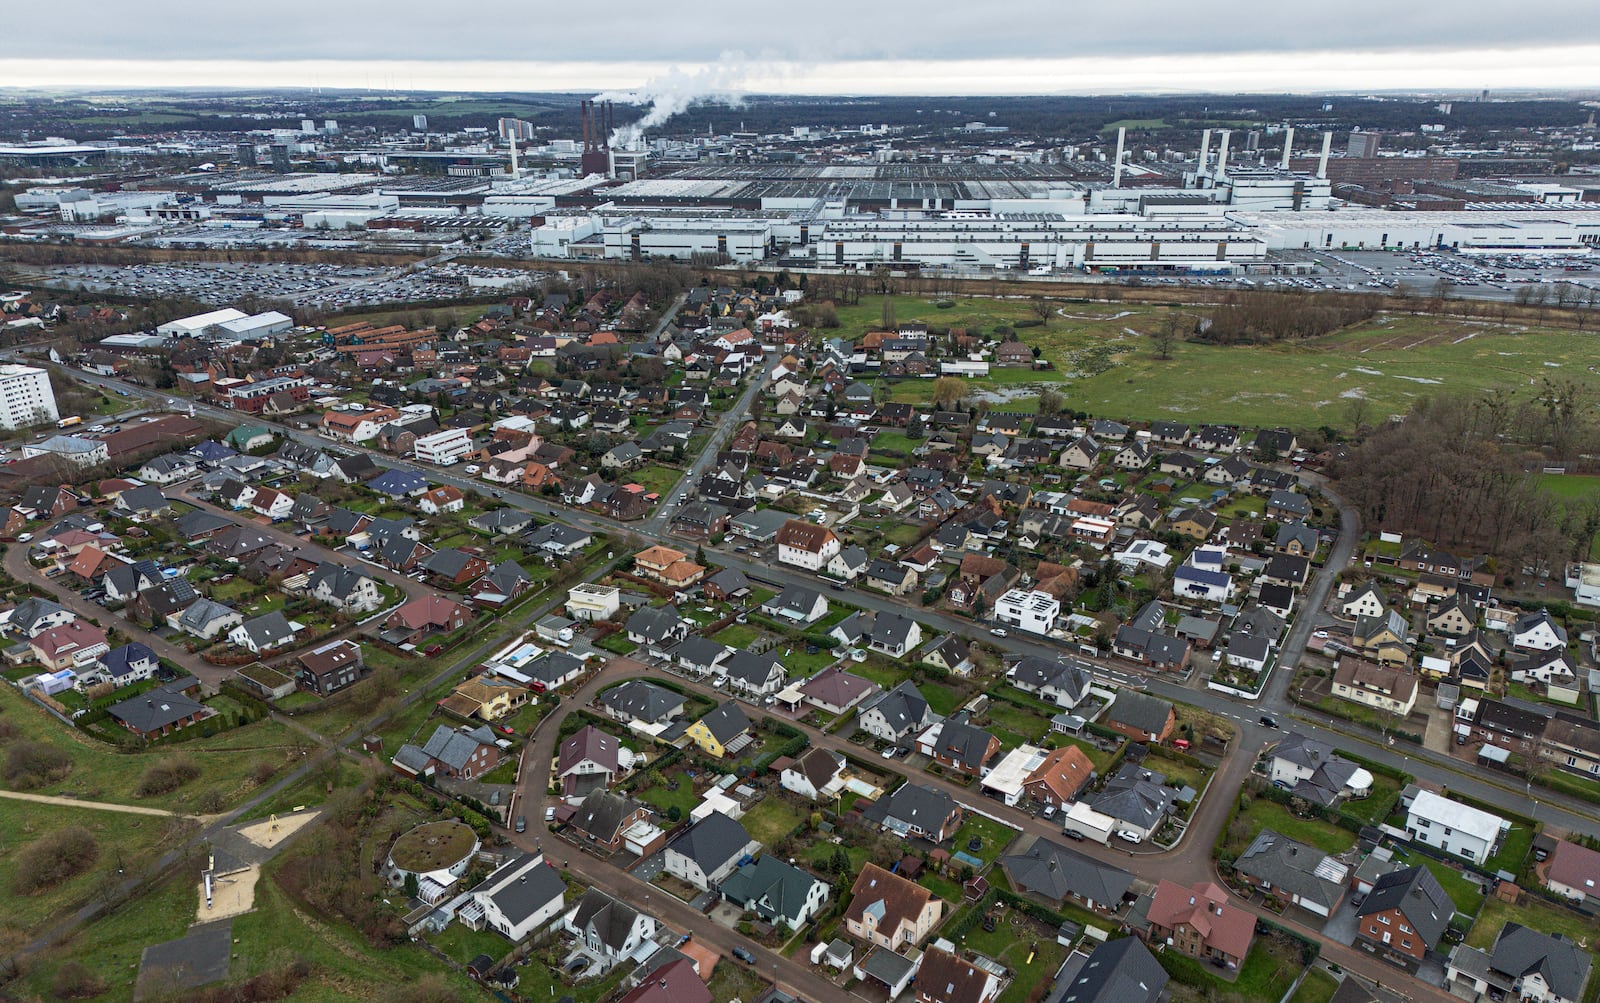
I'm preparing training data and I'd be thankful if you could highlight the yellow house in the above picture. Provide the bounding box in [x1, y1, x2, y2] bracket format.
[686, 701, 751, 759]
[439, 674, 527, 722]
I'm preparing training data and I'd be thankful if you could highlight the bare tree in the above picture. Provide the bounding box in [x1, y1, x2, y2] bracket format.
[1151, 313, 1181, 360]
[1029, 298, 1054, 327]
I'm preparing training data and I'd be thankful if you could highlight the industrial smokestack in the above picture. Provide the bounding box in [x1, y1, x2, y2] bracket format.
[1198, 129, 1212, 173]
[581, 101, 590, 152]
[1112, 126, 1126, 188]
[509, 135, 519, 175]
[1317, 130, 1333, 179]
[604, 101, 614, 148]
[1280, 126, 1295, 170]
[1216, 130, 1231, 180]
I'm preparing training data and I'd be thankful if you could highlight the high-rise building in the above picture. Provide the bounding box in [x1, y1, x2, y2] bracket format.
[1347, 130, 1381, 158]
[269, 144, 291, 173]
[236, 142, 256, 167]
[323, 120, 339, 134]
[0, 364, 59, 429]
[413, 114, 428, 131]
[498, 117, 537, 141]
[300, 119, 316, 134]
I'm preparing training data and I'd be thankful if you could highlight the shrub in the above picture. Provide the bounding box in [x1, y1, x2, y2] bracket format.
[51, 961, 107, 1000]
[2, 740, 72, 790]
[13, 825, 99, 895]
[0, 718, 19, 743]
[391, 975, 461, 1003]
[135, 756, 202, 797]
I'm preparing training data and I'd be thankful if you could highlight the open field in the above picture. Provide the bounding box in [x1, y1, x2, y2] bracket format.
[825, 295, 1600, 428]
[0, 801, 190, 936]
[0, 684, 301, 813]
[1467, 895, 1598, 951]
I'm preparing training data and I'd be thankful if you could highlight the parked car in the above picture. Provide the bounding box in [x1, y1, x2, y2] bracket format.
[989, 627, 1008, 638]
[1063, 828, 1086, 842]
[1116, 830, 1144, 844]
[544, 806, 556, 822]
[514, 815, 527, 833]
[732, 947, 756, 965]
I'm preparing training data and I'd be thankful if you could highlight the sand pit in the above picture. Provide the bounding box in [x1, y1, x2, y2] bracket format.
[234, 808, 320, 850]
[199, 863, 259, 921]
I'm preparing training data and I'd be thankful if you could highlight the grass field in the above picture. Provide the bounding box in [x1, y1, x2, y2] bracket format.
[0, 802, 189, 936]
[1223, 797, 1356, 859]
[0, 684, 300, 813]
[1467, 895, 1598, 951]
[1390, 848, 1484, 916]
[826, 295, 1600, 429]
[959, 918, 1070, 1003]
[1290, 969, 1341, 1003]
[741, 797, 805, 845]
[951, 814, 1020, 867]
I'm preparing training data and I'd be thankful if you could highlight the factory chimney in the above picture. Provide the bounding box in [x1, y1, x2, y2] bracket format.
[1216, 130, 1231, 180]
[1280, 126, 1295, 170]
[1198, 129, 1212, 174]
[580, 101, 591, 152]
[509, 135, 519, 175]
[1112, 127, 1126, 188]
[1317, 130, 1333, 179]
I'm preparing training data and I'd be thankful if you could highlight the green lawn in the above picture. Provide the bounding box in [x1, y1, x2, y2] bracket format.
[1538, 473, 1600, 500]
[1291, 968, 1340, 1003]
[986, 701, 1051, 747]
[925, 685, 967, 718]
[597, 634, 639, 655]
[1159, 934, 1305, 1003]
[633, 771, 699, 821]
[958, 918, 1069, 1003]
[1223, 797, 1357, 859]
[624, 464, 683, 498]
[1486, 823, 1536, 875]
[1466, 895, 1597, 950]
[852, 661, 911, 691]
[1338, 773, 1403, 823]
[805, 839, 875, 877]
[713, 623, 761, 648]
[951, 814, 1020, 867]
[0, 684, 300, 814]
[741, 797, 805, 845]
[427, 921, 513, 965]
[0, 802, 186, 936]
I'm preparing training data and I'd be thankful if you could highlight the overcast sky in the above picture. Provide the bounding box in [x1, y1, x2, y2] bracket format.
[5, 1, 1600, 93]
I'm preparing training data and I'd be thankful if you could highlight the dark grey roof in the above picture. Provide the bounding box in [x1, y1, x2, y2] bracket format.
[420, 724, 497, 772]
[626, 605, 687, 644]
[1001, 838, 1133, 906]
[108, 681, 205, 733]
[600, 680, 683, 723]
[1358, 865, 1452, 947]
[569, 887, 643, 951]
[926, 712, 995, 771]
[1010, 656, 1090, 702]
[719, 855, 827, 924]
[525, 651, 583, 684]
[175, 509, 233, 538]
[117, 484, 170, 514]
[861, 680, 930, 734]
[1091, 763, 1176, 829]
[473, 854, 566, 926]
[422, 548, 480, 578]
[570, 790, 638, 843]
[308, 561, 371, 599]
[870, 611, 918, 650]
[1236, 830, 1347, 913]
[723, 649, 783, 687]
[665, 811, 755, 872]
[862, 783, 955, 833]
[1058, 936, 1167, 1003]
[235, 610, 297, 649]
[698, 701, 751, 744]
[1105, 691, 1173, 735]
[1491, 924, 1593, 1002]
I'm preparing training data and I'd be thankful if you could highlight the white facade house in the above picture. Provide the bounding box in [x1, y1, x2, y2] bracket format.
[1405, 790, 1508, 866]
[0, 364, 60, 430]
[467, 854, 566, 942]
[566, 583, 621, 622]
[1172, 565, 1234, 604]
[413, 427, 473, 466]
[1512, 611, 1568, 653]
[994, 589, 1061, 636]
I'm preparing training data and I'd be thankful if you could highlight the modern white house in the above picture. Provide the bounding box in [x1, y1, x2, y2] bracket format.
[464, 853, 567, 942]
[1404, 789, 1508, 867]
[993, 588, 1061, 636]
[566, 583, 621, 621]
[413, 427, 473, 466]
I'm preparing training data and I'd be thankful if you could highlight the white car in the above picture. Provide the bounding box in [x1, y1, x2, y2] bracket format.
[463, 465, 481, 475]
[1116, 829, 1144, 844]
[989, 627, 1008, 638]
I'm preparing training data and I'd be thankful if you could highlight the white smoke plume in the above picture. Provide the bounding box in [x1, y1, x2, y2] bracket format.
[595, 54, 755, 149]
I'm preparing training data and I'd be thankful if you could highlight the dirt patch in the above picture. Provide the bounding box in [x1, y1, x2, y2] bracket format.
[199, 862, 259, 921]
[234, 808, 321, 851]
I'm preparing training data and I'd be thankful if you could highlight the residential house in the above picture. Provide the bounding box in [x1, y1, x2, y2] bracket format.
[844, 864, 943, 950]
[868, 612, 923, 658]
[915, 947, 1001, 1003]
[1447, 924, 1593, 1003]
[720, 855, 832, 931]
[1055, 937, 1167, 1003]
[1541, 839, 1600, 909]
[1471, 699, 1549, 757]
[1513, 611, 1568, 652]
[796, 666, 879, 716]
[1268, 733, 1374, 806]
[625, 605, 691, 654]
[564, 888, 658, 970]
[565, 791, 652, 854]
[1145, 880, 1255, 968]
[686, 701, 753, 759]
[1235, 830, 1350, 918]
[1001, 838, 1131, 913]
[1008, 656, 1092, 710]
[394, 723, 502, 780]
[761, 585, 830, 624]
[775, 519, 841, 571]
[1332, 658, 1419, 717]
[916, 711, 1001, 777]
[466, 854, 567, 943]
[1091, 763, 1178, 841]
[30, 620, 110, 671]
[93, 643, 160, 688]
[227, 611, 301, 655]
[381, 595, 472, 645]
[1022, 744, 1097, 808]
[107, 678, 207, 738]
[858, 681, 936, 744]
[781, 748, 848, 801]
[297, 639, 365, 696]
[600, 680, 685, 726]
[1428, 596, 1477, 637]
[1102, 692, 1175, 744]
[722, 649, 786, 698]
[1404, 790, 1506, 866]
[1356, 865, 1453, 962]
[861, 783, 962, 842]
[1540, 713, 1600, 780]
[307, 562, 382, 612]
[663, 811, 760, 891]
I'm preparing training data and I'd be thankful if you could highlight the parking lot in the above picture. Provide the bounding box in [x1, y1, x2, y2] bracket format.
[23, 261, 543, 311]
